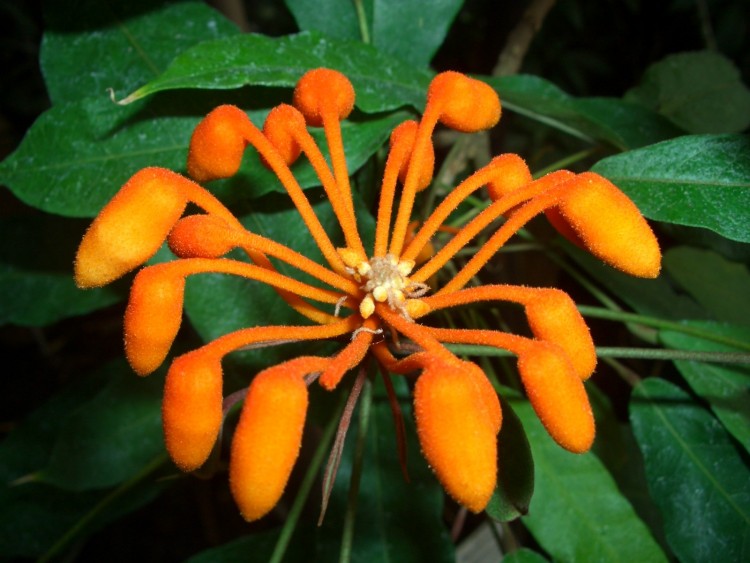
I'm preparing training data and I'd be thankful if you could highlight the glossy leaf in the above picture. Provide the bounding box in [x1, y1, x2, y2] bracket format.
[0, 211, 124, 326]
[630, 377, 750, 563]
[625, 50, 750, 134]
[285, 0, 361, 41]
[659, 321, 750, 452]
[515, 400, 667, 562]
[0, 92, 409, 218]
[592, 134, 750, 243]
[41, 0, 238, 105]
[486, 396, 534, 522]
[118, 31, 433, 112]
[36, 361, 164, 490]
[664, 246, 750, 327]
[488, 75, 683, 150]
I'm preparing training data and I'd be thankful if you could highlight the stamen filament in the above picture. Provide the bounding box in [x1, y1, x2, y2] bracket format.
[374, 131, 412, 257]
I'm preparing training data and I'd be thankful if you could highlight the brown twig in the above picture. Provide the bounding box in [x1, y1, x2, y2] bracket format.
[493, 0, 558, 77]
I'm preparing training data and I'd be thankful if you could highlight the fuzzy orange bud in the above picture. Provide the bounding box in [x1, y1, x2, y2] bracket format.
[262, 104, 304, 166]
[414, 358, 500, 512]
[229, 363, 309, 522]
[162, 351, 224, 471]
[524, 289, 596, 380]
[554, 172, 661, 278]
[517, 343, 595, 453]
[74, 167, 189, 288]
[124, 265, 185, 376]
[168, 214, 237, 259]
[293, 68, 355, 127]
[485, 154, 533, 201]
[187, 105, 249, 183]
[390, 120, 434, 192]
[427, 71, 501, 133]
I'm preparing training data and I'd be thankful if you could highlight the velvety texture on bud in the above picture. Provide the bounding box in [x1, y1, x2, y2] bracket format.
[390, 120, 434, 191]
[427, 71, 501, 133]
[414, 360, 500, 512]
[168, 215, 237, 259]
[187, 105, 248, 183]
[485, 154, 533, 201]
[517, 344, 595, 453]
[555, 173, 661, 278]
[162, 351, 223, 471]
[293, 68, 355, 127]
[229, 365, 309, 522]
[262, 104, 305, 166]
[74, 167, 188, 288]
[524, 289, 597, 380]
[124, 266, 186, 376]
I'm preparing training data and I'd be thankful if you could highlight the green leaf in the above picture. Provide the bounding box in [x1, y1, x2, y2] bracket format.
[41, 0, 238, 105]
[625, 50, 750, 134]
[488, 75, 683, 150]
[119, 31, 433, 112]
[37, 361, 164, 490]
[0, 211, 124, 326]
[370, 0, 464, 67]
[516, 400, 667, 562]
[591, 134, 750, 243]
[664, 246, 750, 327]
[316, 377, 454, 562]
[285, 0, 361, 41]
[659, 322, 750, 452]
[630, 377, 750, 563]
[486, 396, 534, 522]
[0, 91, 407, 217]
[502, 548, 550, 563]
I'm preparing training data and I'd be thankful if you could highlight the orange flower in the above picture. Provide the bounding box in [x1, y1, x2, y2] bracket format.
[75, 68, 661, 521]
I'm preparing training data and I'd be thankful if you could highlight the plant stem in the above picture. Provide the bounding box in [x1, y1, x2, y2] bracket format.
[578, 305, 750, 352]
[269, 392, 345, 563]
[352, 0, 370, 44]
[39, 454, 168, 563]
[339, 377, 373, 563]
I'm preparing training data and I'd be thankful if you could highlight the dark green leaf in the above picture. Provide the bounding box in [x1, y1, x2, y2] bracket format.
[630, 377, 750, 563]
[0, 211, 123, 326]
[592, 134, 750, 243]
[41, 0, 238, 105]
[625, 50, 750, 134]
[316, 377, 454, 562]
[515, 400, 667, 562]
[486, 396, 534, 522]
[488, 75, 683, 150]
[659, 322, 750, 452]
[0, 91, 407, 217]
[663, 246, 750, 327]
[285, 0, 361, 41]
[370, 0, 464, 67]
[119, 31, 433, 112]
[37, 361, 164, 490]
[186, 529, 283, 563]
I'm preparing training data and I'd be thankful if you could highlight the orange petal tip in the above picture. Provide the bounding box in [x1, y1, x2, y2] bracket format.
[293, 68, 355, 127]
[187, 105, 249, 183]
[428, 72, 501, 133]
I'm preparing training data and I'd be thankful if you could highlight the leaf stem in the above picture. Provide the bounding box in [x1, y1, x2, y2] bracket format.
[352, 0, 370, 44]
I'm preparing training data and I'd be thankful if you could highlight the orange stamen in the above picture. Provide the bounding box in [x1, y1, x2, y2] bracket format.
[318, 318, 380, 390]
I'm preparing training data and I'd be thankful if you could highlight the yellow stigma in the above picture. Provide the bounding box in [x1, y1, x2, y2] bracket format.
[337, 250, 430, 320]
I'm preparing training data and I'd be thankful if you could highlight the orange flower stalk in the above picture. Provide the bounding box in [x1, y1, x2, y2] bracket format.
[75, 68, 661, 521]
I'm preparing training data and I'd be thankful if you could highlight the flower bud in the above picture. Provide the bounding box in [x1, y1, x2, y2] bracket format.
[187, 105, 249, 182]
[554, 172, 661, 278]
[124, 265, 185, 376]
[524, 289, 596, 380]
[390, 120, 434, 191]
[485, 154, 533, 201]
[74, 167, 188, 288]
[168, 214, 237, 259]
[414, 359, 499, 512]
[427, 72, 501, 133]
[162, 351, 223, 471]
[293, 68, 355, 127]
[517, 343, 595, 453]
[262, 104, 304, 166]
[230, 364, 308, 521]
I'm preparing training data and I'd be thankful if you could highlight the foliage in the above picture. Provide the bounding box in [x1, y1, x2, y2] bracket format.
[1, 0, 749, 561]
